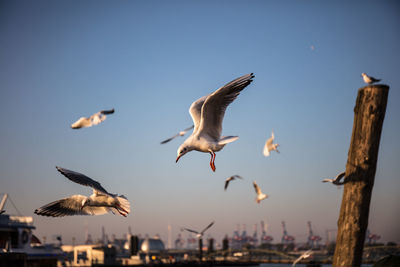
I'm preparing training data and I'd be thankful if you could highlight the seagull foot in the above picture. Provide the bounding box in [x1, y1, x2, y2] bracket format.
[209, 151, 216, 172]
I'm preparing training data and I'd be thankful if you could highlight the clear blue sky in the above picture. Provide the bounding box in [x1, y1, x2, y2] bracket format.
[1, 1, 399, 246]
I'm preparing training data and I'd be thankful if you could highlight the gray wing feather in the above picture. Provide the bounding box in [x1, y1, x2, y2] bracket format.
[182, 228, 199, 234]
[34, 195, 89, 217]
[100, 108, 115, 115]
[201, 221, 215, 234]
[189, 95, 208, 133]
[199, 73, 254, 140]
[56, 166, 111, 196]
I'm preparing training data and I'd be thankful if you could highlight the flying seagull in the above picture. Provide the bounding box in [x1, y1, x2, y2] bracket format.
[181, 221, 215, 238]
[263, 130, 280, 157]
[322, 171, 346, 185]
[292, 249, 313, 267]
[71, 109, 115, 129]
[160, 125, 194, 144]
[253, 181, 268, 204]
[34, 166, 130, 217]
[224, 175, 243, 191]
[176, 73, 255, 172]
[361, 73, 381, 84]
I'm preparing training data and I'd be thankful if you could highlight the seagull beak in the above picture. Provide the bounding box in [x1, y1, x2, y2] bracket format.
[176, 155, 181, 163]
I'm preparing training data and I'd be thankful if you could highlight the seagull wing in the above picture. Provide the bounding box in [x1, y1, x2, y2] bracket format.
[201, 221, 215, 234]
[100, 108, 115, 115]
[334, 172, 346, 182]
[160, 133, 180, 144]
[224, 179, 231, 191]
[71, 117, 91, 129]
[253, 181, 262, 195]
[197, 73, 254, 141]
[34, 195, 108, 217]
[182, 228, 199, 234]
[189, 95, 208, 133]
[56, 166, 111, 196]
[292, 255, 302, 267]
[182, 125, 195, 133]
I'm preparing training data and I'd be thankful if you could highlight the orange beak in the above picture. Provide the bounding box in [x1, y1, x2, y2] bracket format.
[176, 155, 181, 163]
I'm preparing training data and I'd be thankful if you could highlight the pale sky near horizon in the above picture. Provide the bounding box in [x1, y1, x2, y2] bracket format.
[1, 1, 399, 246]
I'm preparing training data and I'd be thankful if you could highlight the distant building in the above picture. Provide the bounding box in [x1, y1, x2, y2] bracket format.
[61, 244, 116, 266]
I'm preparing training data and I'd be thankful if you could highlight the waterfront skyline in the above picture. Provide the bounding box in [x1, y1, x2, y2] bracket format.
[0, 1, 399, 245]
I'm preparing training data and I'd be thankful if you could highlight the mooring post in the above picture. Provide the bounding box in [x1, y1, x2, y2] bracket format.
[332, 84, 389, 267]
[198, 238, 203, 263]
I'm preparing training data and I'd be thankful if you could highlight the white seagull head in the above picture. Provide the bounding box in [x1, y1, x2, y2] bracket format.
[176, 139, 195, 163]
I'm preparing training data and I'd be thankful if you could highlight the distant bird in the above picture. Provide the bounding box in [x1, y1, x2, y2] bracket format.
[292, 249, 313, 266]
[263, 130, 280, 157]
[71, 109, 115, 129]
[322, 171, 346, 185]
[253, 181, 268, 204]
[224, 175, 243, 191]
[34, 166, 130, 217]
[361, 73, 381, 84]
[181, 221, 215, 238]
[160, 125, 194, 144]
[176, 73, 254, 172]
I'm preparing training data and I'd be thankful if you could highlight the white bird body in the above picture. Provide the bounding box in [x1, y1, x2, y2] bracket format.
[292, 249, 313, 266]
[322, 172, 346, 185]
[71, 109, 114, 129]
[253, 181, 268, 203]
[263, 130, 279, 157]
[361, 73, 381, 84]
[176, 73, 254, 171]
[34, 166, 130, 217]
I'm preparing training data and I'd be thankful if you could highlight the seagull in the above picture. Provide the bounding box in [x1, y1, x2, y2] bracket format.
[263, 130, 280, 157]
[176, 73, 254, 172]
[71, 109, 115, 129]
[253, 181, 268, 204]
[181, 221, 215, 239]
[292, 249, 313, 267]
[224, 175, 243, 191]
[361, 73, 381, 84]
[322, 171, 346, 185]
[34, 166, 130, 217]
[160, 125, 194, 144]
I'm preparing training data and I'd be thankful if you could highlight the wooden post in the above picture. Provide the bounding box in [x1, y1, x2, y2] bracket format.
[198, 238, 203, 263]
[332, 84, 389, 267]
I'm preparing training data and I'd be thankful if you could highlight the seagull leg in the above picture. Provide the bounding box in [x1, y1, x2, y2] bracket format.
[209, 151, 216, 172]
[116, 203, 128, 217]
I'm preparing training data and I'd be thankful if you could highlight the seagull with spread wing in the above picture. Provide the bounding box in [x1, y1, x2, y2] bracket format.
[160, 125, 194, 144]
[71, 108, 115, 129]
[322, 171, 346, 185]
[224, 175, 243, 191]
[292, 249, 313, 266]
[34, 166, 130, 217]
[181, 221, 215, 238]
[263, 130, 279, 157]
[253, 181, 268, 204]
[175, 73, 254, 172]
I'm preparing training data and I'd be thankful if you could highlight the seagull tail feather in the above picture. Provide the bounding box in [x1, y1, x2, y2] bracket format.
[117, 195, 131, 214]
